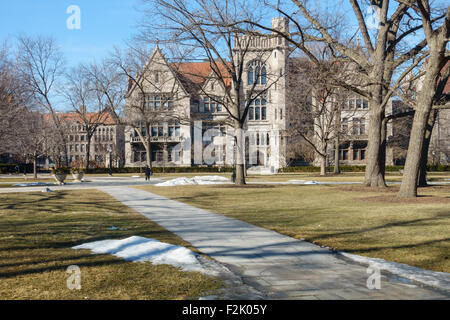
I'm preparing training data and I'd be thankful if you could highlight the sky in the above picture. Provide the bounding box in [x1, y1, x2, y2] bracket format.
[0, 0, 142, 67]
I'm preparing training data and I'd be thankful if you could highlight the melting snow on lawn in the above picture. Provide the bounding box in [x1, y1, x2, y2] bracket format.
[73, 236, 212, 274]
[13, 182, 54, 187]
[340, 252, 450, 291]
[156, 175, 230, 187]
[288, 180, 322, 185]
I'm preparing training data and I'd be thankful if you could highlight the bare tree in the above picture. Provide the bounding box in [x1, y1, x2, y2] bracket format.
[63, 64, 113, 170]
[244, 0, 439, 187]
[16, 110, 50, 178]
[0, 44, 29, 154]
[106, 45, 195, 171]
[141, 0, 282, 184]
[398, 2, 450, 197]
[16, 36, 68, 167]
[287, 53, 352, 175]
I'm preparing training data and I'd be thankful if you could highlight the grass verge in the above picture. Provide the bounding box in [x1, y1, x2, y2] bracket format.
[0, 189, 221, 300]
[137, 184, 450, 273]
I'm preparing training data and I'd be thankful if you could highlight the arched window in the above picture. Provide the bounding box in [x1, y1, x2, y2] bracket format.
[248, 66, 253, 85]
[261, 66, 267, 84]
[255, 66, 260, 84]
[247, 60, 267, 86]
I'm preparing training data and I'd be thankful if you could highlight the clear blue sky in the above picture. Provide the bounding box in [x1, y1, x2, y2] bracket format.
[0, 0, 142, 67]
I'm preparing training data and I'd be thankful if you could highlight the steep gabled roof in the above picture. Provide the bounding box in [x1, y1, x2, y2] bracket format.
[170, 61, 232, 95]
[126, 45, 190, 98]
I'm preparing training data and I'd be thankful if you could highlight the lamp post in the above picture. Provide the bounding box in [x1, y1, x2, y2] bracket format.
[107, 146, 112, 176]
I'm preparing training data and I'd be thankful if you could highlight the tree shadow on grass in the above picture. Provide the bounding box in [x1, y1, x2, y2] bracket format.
[311, 211, 450, 242]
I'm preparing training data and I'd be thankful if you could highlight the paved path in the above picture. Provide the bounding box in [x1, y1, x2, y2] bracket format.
[100, 186, 449, 300]
[0, 176, 160, 193]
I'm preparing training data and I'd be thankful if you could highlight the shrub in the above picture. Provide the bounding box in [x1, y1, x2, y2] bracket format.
[70, 167, 84, 174]
[0, 163, 33, 174]
[81, 166, 234, 174]
[51, 167, 70, 175]
[278, 164, 449, 173]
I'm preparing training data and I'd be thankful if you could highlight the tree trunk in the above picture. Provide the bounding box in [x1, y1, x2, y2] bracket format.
[33, 154, 37, 179]
[62, 140, 69, 167]
[398, 109, 430, 197]
[380, 114, 387, 178]
[334, 135, 340, 174]
[398, 53, 443, 198]
[418, 110, 437, 187]
[364, 109, 387, 187]
[85, 135, 91, 171]
[234, 122, 246, 185]
[145, 127, 153, 171]
[320, 154, 326, 176]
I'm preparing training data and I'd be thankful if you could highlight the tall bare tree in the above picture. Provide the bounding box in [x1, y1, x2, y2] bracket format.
[16, 36, 68, 166]
[64, 64, 113, 170]
[16, 110, 50, 178]
[287, 53, 352, 175]
[244, 0, 438, 187]
[398, 2, 450, 197]
[0, 44, 30, 154]
[106, 45, 195, 171]
[141, 0, 282, 184]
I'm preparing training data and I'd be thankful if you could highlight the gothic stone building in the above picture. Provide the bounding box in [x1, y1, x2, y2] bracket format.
[124, 17, 403, 170]
[124, 17, 290, 171]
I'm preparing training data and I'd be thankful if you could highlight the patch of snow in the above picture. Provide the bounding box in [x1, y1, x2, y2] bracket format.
[304, 180, 320, 185]
[288, 179, 322, 185]
[107, 226, 126, 231]
[156, 175, 230, 187]
[72, 236, 214, 274]
[13, 182, 53, 187]
[339, 252, 450, 291]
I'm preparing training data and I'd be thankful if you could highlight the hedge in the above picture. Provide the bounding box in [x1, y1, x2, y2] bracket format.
[2, 163, 448, 174]
[279, 164, 449, 173]
[82, 166, 234, 174]
[0, 163, 34, 174]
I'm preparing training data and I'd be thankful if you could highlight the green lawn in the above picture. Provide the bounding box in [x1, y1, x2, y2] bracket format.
[137, 183, 450, 273]
[0, 190, 221, 300]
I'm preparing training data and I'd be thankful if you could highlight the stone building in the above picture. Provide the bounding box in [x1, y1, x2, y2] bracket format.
[124, 17, 290, 172]
[43, 112, 125, 168]
[124, 16, 449, 170]
[64, 112, 125, 167]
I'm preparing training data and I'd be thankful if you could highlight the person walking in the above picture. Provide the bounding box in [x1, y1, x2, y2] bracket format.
[145, 165, 151, 181]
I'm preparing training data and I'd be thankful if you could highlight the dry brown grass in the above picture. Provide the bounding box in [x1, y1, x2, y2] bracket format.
[138, 183, 450, 273]
[0, 190, 221, 300]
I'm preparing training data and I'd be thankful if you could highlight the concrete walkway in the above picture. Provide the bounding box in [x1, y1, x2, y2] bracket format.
[100, 186, 450, 300]
[0, 176, 161, 193]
